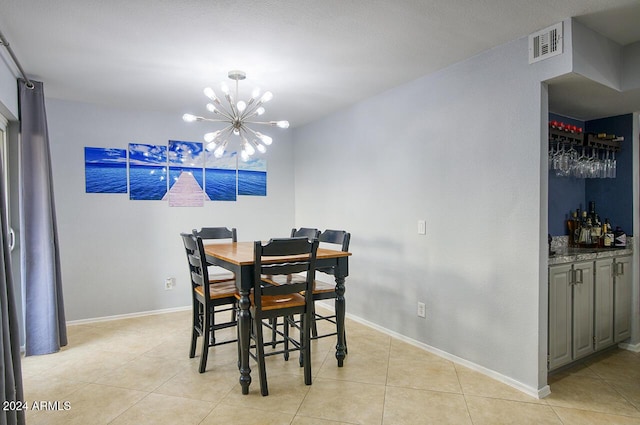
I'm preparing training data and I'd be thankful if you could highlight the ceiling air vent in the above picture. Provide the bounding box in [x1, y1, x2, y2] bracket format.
[529, 22, 563, 64]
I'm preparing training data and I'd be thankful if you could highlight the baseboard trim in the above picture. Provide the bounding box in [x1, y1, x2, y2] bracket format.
[317, 301, 547, 399]
[619, 342, 640, 352]
[67, 305, 191, 326]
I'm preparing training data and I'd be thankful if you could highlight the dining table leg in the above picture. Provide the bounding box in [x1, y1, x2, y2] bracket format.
[334, 275, 346, 367]
[238, 289, 252, 394]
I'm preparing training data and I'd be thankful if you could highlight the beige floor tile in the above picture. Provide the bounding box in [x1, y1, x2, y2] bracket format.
[108, 393, 214, 425]
[546, 374, 640, 417]
[455, 364, 544, 403]
[292, 416, 354, 425]
[586, 349, 640, 385]
[382, 386, 472, 425]
[33, 348, 138, 383]
[547, 361, 600, 383]
[22, 375, 89, 403]
[200, 404, 294, 425]
[25, 383, 146, 425]
[552, 406, 640, 425]
[94, 355, 182, 391]
[222, 372, 311, 413]
[298, 378, 386, 424]
[611, 380, 640, 411]
[465, 395, 562, 425]
[153, 366, 237, 402]
[387, 343, 461, 393]
[316, 343, 389, 385]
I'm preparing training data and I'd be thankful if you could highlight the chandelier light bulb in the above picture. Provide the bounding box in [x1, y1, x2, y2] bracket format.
[220, 82, 229, 95]
[256, 132, 273, 145]
[251, 87, 261, 99]
[206, 141, 217, 151]
[244, 142, 255, 156]
[204, 130, 221, 143]
[276, 120, 290, 128]
[206, 103, 216, 113]
[260, 91, 273, 103]
[240, 149, 249, 162]
[251, 139, 267, 153]
[256, 106, 265, 116]
[214, 141, 227, 158]
[182, 113, 198, 122]
[237, 101, 246, 112]
[203, 87, 217, 101]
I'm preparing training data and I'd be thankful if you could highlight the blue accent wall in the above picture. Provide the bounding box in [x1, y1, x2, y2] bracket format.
[548, 113, 633, 236]
[585, 114, 633, 235]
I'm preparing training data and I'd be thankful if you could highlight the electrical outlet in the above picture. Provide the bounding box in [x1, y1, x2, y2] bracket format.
[165, 277, 175, 290]
[417, 302, 426, 318]
[418, 220, 426, 235]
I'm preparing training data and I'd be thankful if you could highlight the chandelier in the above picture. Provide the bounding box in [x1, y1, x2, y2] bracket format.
[182, 70, 289, 161]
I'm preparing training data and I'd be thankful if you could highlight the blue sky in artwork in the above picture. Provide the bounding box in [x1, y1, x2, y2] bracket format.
[168, 140, 204, 167]
[205, 150, 237, 170]
[238, 157, 266, 172]
[129, 143, 167, 166]
[85, 147, 127, 164]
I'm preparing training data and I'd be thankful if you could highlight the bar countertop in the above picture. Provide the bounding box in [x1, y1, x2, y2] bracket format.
[549, 245, 633, 265]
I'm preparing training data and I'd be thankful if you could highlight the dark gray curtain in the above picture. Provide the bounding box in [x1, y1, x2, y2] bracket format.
[1, 133, 25, 424]
[19, 80, 67, 356]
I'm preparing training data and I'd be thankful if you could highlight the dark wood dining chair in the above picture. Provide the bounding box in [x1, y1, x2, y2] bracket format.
[192, 227, 237, 283]
[311, 229, 351, 346]
[291, 227, 320, 241]
[180, 233, 238, 373]
[243, 237, 318, 396]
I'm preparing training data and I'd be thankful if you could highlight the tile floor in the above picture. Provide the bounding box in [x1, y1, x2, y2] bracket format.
[20, 308, 640, 425]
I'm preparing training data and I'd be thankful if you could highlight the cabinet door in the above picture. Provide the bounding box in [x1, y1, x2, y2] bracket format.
[573, 261, 595, 360]
[548, 264, 572, 370]
[614, 256, 632, 342]
[594, 258, 614, 350]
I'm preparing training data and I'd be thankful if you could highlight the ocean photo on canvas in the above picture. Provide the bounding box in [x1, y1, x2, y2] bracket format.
[84, 147, 128, 193]
[205, 151, 237, 201]
[128, 143, 168, 200]
[167, 140, 206, 206]
[238, 157, 267, 196]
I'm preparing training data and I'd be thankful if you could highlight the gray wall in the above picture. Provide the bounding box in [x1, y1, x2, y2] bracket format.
[292, 28, 573, 396]
[45, 98, 296, 320]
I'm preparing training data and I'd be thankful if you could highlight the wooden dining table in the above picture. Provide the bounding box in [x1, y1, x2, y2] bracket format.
[203, 241, 351, 395]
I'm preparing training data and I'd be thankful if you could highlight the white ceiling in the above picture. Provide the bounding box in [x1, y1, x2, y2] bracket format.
[0, 0, 639, 126]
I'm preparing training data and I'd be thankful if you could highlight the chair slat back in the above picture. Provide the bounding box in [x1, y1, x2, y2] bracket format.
[253, 237, 318, 308]
[317, 229, 350, 275]
[181, 232, 211, 298]
[290, 227, 320, 241]
[193, 227, 237, 242]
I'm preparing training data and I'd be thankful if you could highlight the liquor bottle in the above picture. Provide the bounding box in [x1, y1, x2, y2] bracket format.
[567, 211, 578, 247]
[614, 227, 627, 247]
[603, 219, 614, 248]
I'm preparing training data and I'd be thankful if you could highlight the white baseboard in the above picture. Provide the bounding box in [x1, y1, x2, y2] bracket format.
[316, 301, 547, 399]
[619, 342, 640, 352]
[66, 305, 190, 326]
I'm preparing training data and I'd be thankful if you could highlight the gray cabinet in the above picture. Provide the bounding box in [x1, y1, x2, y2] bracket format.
[614, 256, 632, 342]
[595, 258, 614, 350]
[549, 254, 632, 371]
[548, 261, 594, 370]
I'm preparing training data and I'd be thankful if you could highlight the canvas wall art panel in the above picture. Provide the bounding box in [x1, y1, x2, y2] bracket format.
[238, 158, 266, 196]
[128, 143, 168, 200]
[167, 140, 205, 206]
[205, 150, 237, 201]
[84, 147, 127, 193]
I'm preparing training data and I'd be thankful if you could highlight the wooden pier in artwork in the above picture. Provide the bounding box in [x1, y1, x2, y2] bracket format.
[163, 171, 209, 206]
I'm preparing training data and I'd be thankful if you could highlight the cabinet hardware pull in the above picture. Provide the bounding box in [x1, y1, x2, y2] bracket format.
[575, 268, 584, 284]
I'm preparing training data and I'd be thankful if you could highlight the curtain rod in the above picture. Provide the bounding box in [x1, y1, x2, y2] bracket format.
[0, 29, 34, 89]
